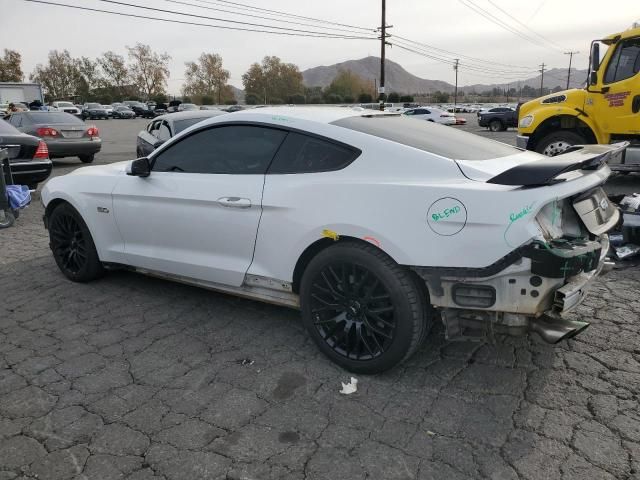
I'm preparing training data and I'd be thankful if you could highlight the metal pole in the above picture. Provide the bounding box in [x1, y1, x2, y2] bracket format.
[539, 63, 546, 96]
[453, 59, 459, 113]
[379, 0, 386, 111]
[564, 51, 578, 89]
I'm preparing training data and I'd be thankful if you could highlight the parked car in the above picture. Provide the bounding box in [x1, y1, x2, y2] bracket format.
[82, 103, 109, 120]
[177, 103, 198, 112]
[51, 101, 81, 116]
[0, 104, 8, 115]
[136, 110, 226, 157]
[403, 107, 456, 125]
[112, 106, 136, 119]
[454, 116, 467, 125]
[5, 111, 101, 163]
[102, 105, 114, 117]
[42, 107, 621, 373]
[478, 107, 518, 132]
[0, 119, 52, 188]
[123, 101, 154, 118]
[200, 105, 220, 110]
[111, 102, 124, 108]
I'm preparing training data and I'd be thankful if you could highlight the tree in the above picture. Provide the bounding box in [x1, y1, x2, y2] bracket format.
[152, 93, 168, 104]
[201, 95, 214, 105]
[30, 50, 83, 99]
[242, 56, 303, 105]
[324, 69, 371, 101]
[357, 92, 373, 103]
[399, 95, 414, 102]
[76, 57, 101, 100]
[304, 86, 323, 104]
[126, 43, 171, 99]
[183, 53, 232, 104]
[0, 49, 23, 82]
[387, 92, 400, 103]
[97, 51, 130, 99]
[325, 93, 343, 104]
[288, 94, 305, 104]
[245, 93, 260, 105]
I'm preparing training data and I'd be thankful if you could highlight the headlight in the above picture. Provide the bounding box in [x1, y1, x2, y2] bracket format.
[519, 114, 534, 128]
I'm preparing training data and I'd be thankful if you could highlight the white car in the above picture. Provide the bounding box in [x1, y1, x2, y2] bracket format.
[41, 107, 622, 373]
[403, 107, 456, 125]
[50, 101, 81, 116]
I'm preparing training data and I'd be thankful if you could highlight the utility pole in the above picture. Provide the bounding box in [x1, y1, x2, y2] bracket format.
[564, 51, 579, 89]
[453, 59, 459, 113]
[377, 0, 392, 111]
[539, 63, 546, 96]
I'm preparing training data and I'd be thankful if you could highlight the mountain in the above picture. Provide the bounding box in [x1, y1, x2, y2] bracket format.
[302, 56, 455, 94]
[461, 68, 589, 93]
[230, 85, 245, 104]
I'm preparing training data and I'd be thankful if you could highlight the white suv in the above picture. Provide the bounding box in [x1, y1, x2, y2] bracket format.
[51, 101, 81, 116]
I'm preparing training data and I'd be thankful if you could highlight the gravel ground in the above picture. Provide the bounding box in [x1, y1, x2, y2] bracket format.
[0, 113, 639, 480]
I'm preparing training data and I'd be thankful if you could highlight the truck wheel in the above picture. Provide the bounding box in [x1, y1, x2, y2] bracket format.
[300, 241, 431, 374]
[489, 119, 504, 132]
[535, 131, 585, 157]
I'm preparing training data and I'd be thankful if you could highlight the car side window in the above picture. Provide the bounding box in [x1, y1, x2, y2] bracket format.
[424, 109, 431, 114]
[152, 125, 287, 174]
[604, 38, 640, 84]
[404, 110, 415, 116]
[268, 132, 360, 174]
[156, 122, 171, 141]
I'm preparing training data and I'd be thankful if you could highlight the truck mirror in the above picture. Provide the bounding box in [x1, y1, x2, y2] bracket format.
[589, 71, 598, 86]
[590, 42, 600, 73]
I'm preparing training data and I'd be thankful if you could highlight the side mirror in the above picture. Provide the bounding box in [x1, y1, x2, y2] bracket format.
[127, 157, 151, 177]
[589, 71, 598, 86]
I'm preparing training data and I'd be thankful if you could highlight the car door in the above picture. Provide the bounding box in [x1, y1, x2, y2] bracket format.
[111, 124, 288, 287]
[587, 36, 640, 135]
[138, 120, 161, 156]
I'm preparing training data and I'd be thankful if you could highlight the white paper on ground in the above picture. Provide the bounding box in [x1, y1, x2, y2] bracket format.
[340, 377, 358, 395]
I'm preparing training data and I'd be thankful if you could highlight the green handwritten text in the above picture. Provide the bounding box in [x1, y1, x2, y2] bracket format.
[431, 205, 461, 222]
[509, 203, 534, 223]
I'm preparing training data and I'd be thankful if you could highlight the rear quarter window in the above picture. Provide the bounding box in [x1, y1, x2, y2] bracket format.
[332, 115, 518, 160]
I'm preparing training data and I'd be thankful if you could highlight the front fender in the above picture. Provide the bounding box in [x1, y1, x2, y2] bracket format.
[519, 105, 602, 143]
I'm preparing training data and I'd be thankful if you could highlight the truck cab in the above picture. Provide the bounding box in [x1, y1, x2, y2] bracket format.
[517, 24, 640, 171]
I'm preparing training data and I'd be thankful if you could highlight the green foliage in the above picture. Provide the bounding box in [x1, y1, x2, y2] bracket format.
[224, 99, 237, 105]
[288, 94, 306, 104]
[182, 96, 192, 103]
[357, 92, 372, 103]
[387, 92, 400, 103]
[0, 49, 23, 82]
[325, 93, 343, 104]
[342, 95, 354, 104]
[152, 93, 168, 104]
[242, 56, 303, 105]
[399, 94, 414, 102]
[201, 95, 214, 105]
[183, 52, 232, 103]
[245, 93, 260, 105]
[324, 69, 372, 101]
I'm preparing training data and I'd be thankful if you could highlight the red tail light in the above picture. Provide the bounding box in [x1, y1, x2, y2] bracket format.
[33, 140, 49, 159]
[86, 126, 99, 137]
[36, 127, 59, 137]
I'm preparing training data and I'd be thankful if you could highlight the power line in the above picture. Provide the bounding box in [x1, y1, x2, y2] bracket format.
[19, 0, 378, 39]
[539, 62, 546, 95]
[457, 0, 561, 52]
[485, 0, 565, 51]
[158, 0, 376, 35]
[91, 0, 378, 38]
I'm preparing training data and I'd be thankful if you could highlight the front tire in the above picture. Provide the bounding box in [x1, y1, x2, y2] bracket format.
[489, 119, 504, 132]
[535, 131, 585, 157]
[48, 203, 104, 282]
[79, 154, 95, 163]
[300, 242, 431, 374]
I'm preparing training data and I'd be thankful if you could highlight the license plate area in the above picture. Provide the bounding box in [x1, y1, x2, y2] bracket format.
[61, 130, 84, 139]
[573, 187, 619, 235]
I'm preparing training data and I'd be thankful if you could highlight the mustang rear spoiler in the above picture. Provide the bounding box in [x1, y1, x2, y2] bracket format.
[487, 142, 628, 187]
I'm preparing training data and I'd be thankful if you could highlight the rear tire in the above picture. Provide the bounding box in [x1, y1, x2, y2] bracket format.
[300, 241, 431, 374]
[489, 119, 504, 132]
[0, 209, 15, 229]
[48, 202, 104, 282]
[535, 131, 585, 157]
[79, 154, 95, 163]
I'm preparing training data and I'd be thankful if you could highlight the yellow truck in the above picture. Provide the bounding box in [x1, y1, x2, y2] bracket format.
[517, 23, 640, 171]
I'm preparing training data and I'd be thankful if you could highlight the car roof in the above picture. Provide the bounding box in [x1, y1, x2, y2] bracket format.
[154, 110, 228, 122]
[201, 106, 390, 126]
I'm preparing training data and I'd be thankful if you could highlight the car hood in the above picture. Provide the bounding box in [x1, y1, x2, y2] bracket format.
[69, 160, 129, 177]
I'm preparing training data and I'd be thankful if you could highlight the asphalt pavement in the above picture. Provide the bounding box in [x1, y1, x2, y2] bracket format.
[0, 112, 639, 480]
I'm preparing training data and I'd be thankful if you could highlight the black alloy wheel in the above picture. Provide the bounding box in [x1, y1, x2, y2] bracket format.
[309, 262, 396, 361]
[301, 242, 430, 373]
[48, 203, 104, 282]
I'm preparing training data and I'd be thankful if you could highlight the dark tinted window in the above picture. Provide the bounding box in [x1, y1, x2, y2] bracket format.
[332, 115, 518, 160]
[269, 132, 359, 174]
[0, 119, 20, 134]
[604, 37, 640, 83]
[26, 112, 82, 124]
[152, 125, 286, 174]
[173, 117, 211, 134]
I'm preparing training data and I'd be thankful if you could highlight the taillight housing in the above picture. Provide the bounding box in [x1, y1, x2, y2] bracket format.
[36, 127, 59, 137]
[33, 140, 49, 159]
[86, 126, 99, 137]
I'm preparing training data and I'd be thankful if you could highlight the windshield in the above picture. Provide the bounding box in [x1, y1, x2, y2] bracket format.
[181, 104, 197, 110]
[332, 115, 518, 160]
[57, 102, 74, 107]
[27, 112, 83, 124]
[116, 106, 131, 111]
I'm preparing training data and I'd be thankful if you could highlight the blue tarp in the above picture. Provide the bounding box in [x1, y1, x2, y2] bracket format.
[6, 185, 31, 210]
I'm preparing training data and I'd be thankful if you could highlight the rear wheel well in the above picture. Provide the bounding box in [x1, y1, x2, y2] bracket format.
[291, 236, 426, 296]
[528, 115, 596, 150]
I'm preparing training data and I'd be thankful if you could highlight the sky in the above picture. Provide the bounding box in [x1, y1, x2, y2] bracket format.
[3, 0, 639, 94]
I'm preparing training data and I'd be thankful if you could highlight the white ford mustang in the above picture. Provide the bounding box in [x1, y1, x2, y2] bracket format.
[41, 107, 624, 373]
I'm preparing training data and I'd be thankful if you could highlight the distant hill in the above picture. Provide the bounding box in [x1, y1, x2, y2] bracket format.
[230, 85, 245, 104]
[302, 56, 455, 94]
[461, 68, 589, 93]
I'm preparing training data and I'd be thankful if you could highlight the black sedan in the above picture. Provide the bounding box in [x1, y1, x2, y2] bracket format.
[0, 119, 52, 188]
[5, 111, 101, 163]
[136, 110, 226, 157]
[81, 103, 109, 120]
[112, 106, 136, 119]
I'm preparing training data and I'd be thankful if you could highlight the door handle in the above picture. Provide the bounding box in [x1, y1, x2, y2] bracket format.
[632, 95, 640, 114]
[217, 197, 251, 208]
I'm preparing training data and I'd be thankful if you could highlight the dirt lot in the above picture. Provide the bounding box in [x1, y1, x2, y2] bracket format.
[1, 113, 639, 480]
